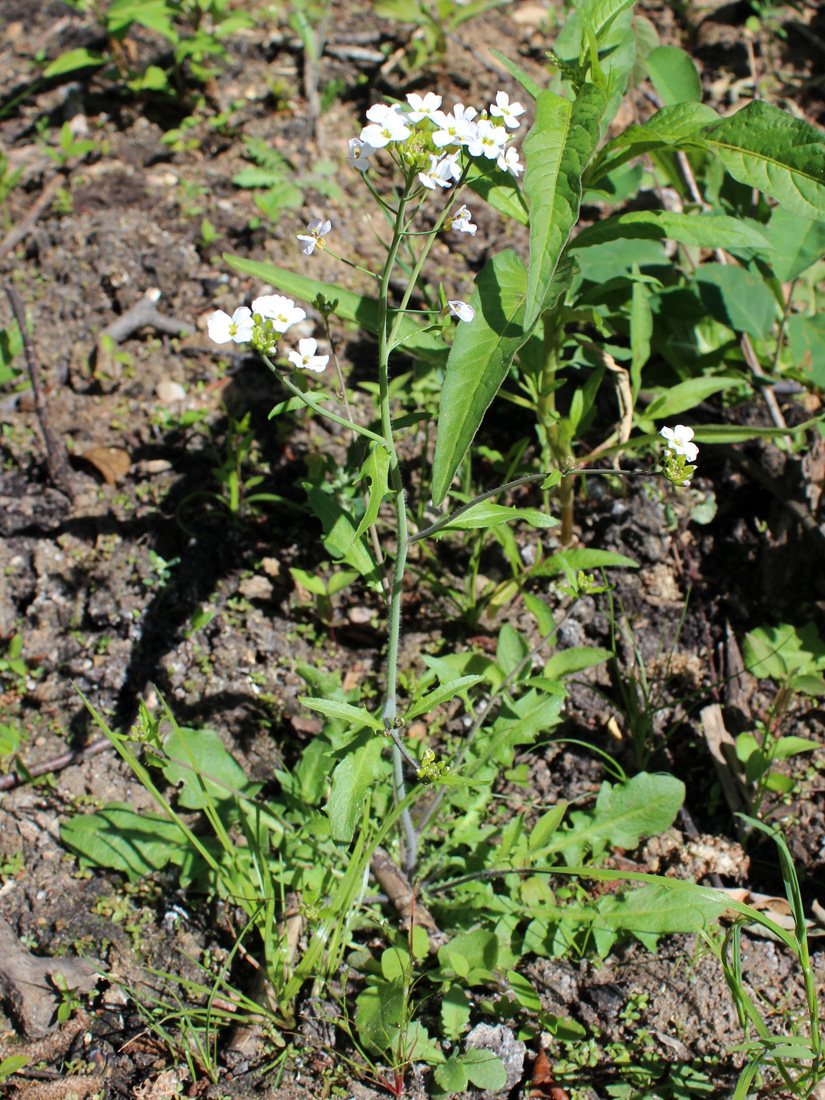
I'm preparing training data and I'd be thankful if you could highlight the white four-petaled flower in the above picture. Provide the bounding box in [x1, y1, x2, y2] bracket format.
[360, 103, 412, 148]
[497, 146, 523, 177]
[490, 91, 525, 129]
[405, 91, 442, 122]
[347, 137, 373, 172]
[208, 306, 253, 344]
[297, 218, 332, 255]
[449, 204, 477, 235]
[466, 119, 508, 159]
[287, 338, 329, 373]
[448, 300, 475, 323]
[660, 425, 699, 463]
[252, 294, 307, 333]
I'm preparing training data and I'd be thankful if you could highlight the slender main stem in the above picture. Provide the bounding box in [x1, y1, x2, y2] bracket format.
[378, 184, 418, 872]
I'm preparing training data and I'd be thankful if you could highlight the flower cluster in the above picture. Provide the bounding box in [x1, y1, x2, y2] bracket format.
[207, 295, 329, 372]
[349, 89, 525, 183]
[660, 425, 698, 487]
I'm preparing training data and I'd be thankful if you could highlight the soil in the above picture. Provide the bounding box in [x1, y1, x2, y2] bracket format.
[1, 1, 825, 1099]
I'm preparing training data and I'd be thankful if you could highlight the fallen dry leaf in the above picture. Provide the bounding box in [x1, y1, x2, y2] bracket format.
[529, 1048, 569, 1099]
[78, 445, 131, 487]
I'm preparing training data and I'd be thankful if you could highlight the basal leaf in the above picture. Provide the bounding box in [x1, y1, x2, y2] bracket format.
[162, 726, 261, 810]
[645, 46, 701, 105]
[431, 250, 529, 505]
[524, 86, 606, 329]
[224, 254, 448, 365]
[571, 210, 771, 252]
[60, 804, 187, 881]
[702, 100, 825, 220]
[328, 738, 384, 843]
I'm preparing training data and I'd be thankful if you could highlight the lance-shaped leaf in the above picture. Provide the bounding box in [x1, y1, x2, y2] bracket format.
[225, 254, 448, 365]
[570, 210, 772, 252]
[523, 85, 606, 330]
[353, 443, 390, 543]
[433, 500, 558, 534]
[430, 251, 528, 505]
[702, 100, 825, 221]
[465, 160, 529, 226]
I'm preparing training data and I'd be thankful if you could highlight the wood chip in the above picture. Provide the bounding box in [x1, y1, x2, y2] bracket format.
[77, 445, 131, 487]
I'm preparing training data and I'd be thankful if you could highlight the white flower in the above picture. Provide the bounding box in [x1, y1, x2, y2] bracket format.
[208, 306, 253, 344]
[466, 119, 509, 159]
[252, 294, 306, 333]
[448, 204, 477, 235]
[297, 217, 332, 255]
[418, 152, 461, 190]
[347, 137, 374, 172]
[489, 91, 525, 129]
[431, 110, 475, 148]
[360, 103, 411, 148]
[405, 91, 442, 122]
[660, 425, 699, 462]
[497, 145, 523, 177]
[287, 338, 329, 373]
[448, 300, 475, 323]
[453, 103, 478, 124]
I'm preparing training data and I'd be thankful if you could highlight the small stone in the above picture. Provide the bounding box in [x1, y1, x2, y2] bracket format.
[465, 1023, 526, 1095]
[512, 2, 550, 24]
[155, 379, 186, 403]
[238, 575, 274, 601]
[347, 606, 372, 624]
[261, 557, 281, 578]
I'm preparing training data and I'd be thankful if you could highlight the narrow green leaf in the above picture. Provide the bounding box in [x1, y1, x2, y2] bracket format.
[524, 86, 606, 329]
[529, 548, 638, 578]
[224, 254, 448, 365]
[435, 500, 557, 534]
[645, 46, 701, 105]
[543, 646, 613, 679]
[645, 375, 742, 419]
[703, 100, 825, 220]
[431, 250, 529, 505]
[353, 443, 389, 543]
[405, 675, 485, 721]
[489, 50, 540, 99]
[43, 48, 106, 77]
[630, 271, 652, 396]
[690, 416, 824, 443]
[303, 483, 379, 583]
[571, 211, 771, 252]
[299, 697, 384, 731]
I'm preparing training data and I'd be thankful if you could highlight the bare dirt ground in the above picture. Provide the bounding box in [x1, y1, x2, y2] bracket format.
[1, 1, 825, 1098]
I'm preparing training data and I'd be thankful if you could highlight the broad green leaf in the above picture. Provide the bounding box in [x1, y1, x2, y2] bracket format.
[773, 735, 817, 760]
[529, 803, 568, 851]
[464, 1048, 508, 1090]
[355, 980, 405, 1055]
[788, 313, 825, 388]
[497, 623, 530, 676]
[550, 773, 684, 863]
[431, 251, 529, 505]
[405, 675, 485, 721]
[299, 697, 384, 731]
[506, 971, 542, 1011]
[0, 1055, 30, 1077]
[441, 985, 471, 1041]
[224, 255, 448, 365]
[585, 102, 717, 185]
[43, 48, 106, 77]
[645, 46, 701, 105]
[693, 264, 778, 340]
[328, 738, 383, 843]
[543, 646, 613, 679]
[645, 375, 742, 419]
[404, 1021, 444, 1065]
[588, 883, 724, 948]
[435, 500, 558, 534]
[353, 443, 390, 543]
[529, 548, 638, 578]
[767, 206, 825, 281]
[702, 101, 825, 220]
[107, 0, 177, 39]
[435, 1057, 469, 1093]
[162, 727, 261, 809]
[466, 159, 529, 225]
[571, 211, 771, 252]
[60, 804, 186, 881]
[438, 927, 499, 972]
[575, 236, 666, 282]
[494, 690, 565, 743]
[524, 85, 606, 328]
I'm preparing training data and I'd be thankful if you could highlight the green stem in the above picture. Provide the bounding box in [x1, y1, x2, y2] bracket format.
[262, 355, 385, 445]
[537, 313, 575, 544]
[378, 182, 417, 872]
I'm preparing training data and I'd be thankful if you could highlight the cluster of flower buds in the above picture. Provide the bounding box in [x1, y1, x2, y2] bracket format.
[348, 90, 525, 185]
[208, 295, 329, 372]
[660, 425, 699, 487]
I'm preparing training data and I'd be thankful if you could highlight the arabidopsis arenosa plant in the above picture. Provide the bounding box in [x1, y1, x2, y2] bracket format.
[287, 338, 329, 373]
[297, 218, 331, 255]
[208, 306, 253, 344]
[448, 300, 475, 323]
